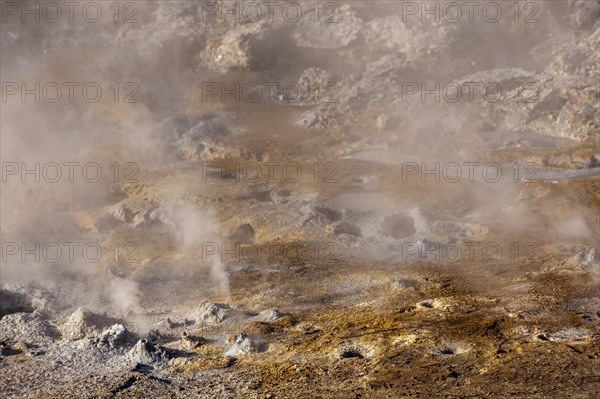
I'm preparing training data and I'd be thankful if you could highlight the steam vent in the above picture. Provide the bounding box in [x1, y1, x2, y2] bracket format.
[2, 1, 600, 398]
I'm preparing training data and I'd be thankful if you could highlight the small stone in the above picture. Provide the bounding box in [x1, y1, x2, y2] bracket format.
[225, 333, 262, 356]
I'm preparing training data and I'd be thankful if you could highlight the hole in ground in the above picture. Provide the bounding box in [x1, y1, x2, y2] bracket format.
[339, 346, 364, 359]
[439, 348, 455, 355]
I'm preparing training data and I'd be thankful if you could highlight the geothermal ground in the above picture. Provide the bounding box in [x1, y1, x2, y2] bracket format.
[1, 1, 599, 398]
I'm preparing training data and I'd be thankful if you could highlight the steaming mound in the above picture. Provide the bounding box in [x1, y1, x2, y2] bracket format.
[94, 324, 135, 350]
[125, 339, 170, 366]
[60, 308, 128, 341]
[225, 333, 264, 356]
[193, 301, 233, 325]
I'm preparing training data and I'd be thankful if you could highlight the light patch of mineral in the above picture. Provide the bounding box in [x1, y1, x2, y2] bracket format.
[434, 341, 473, 356]
[254, 309, 285, 323]
[200, 23, 266, 73]
[567, 248, 600, 269]
[542, 248, 600, 272]
[193, 301, 233, 325]
[393, 333, 419, 347]
[547, 327, 593, 343]
[416, 298, 454, 311]
[224, 332, 262, 355]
